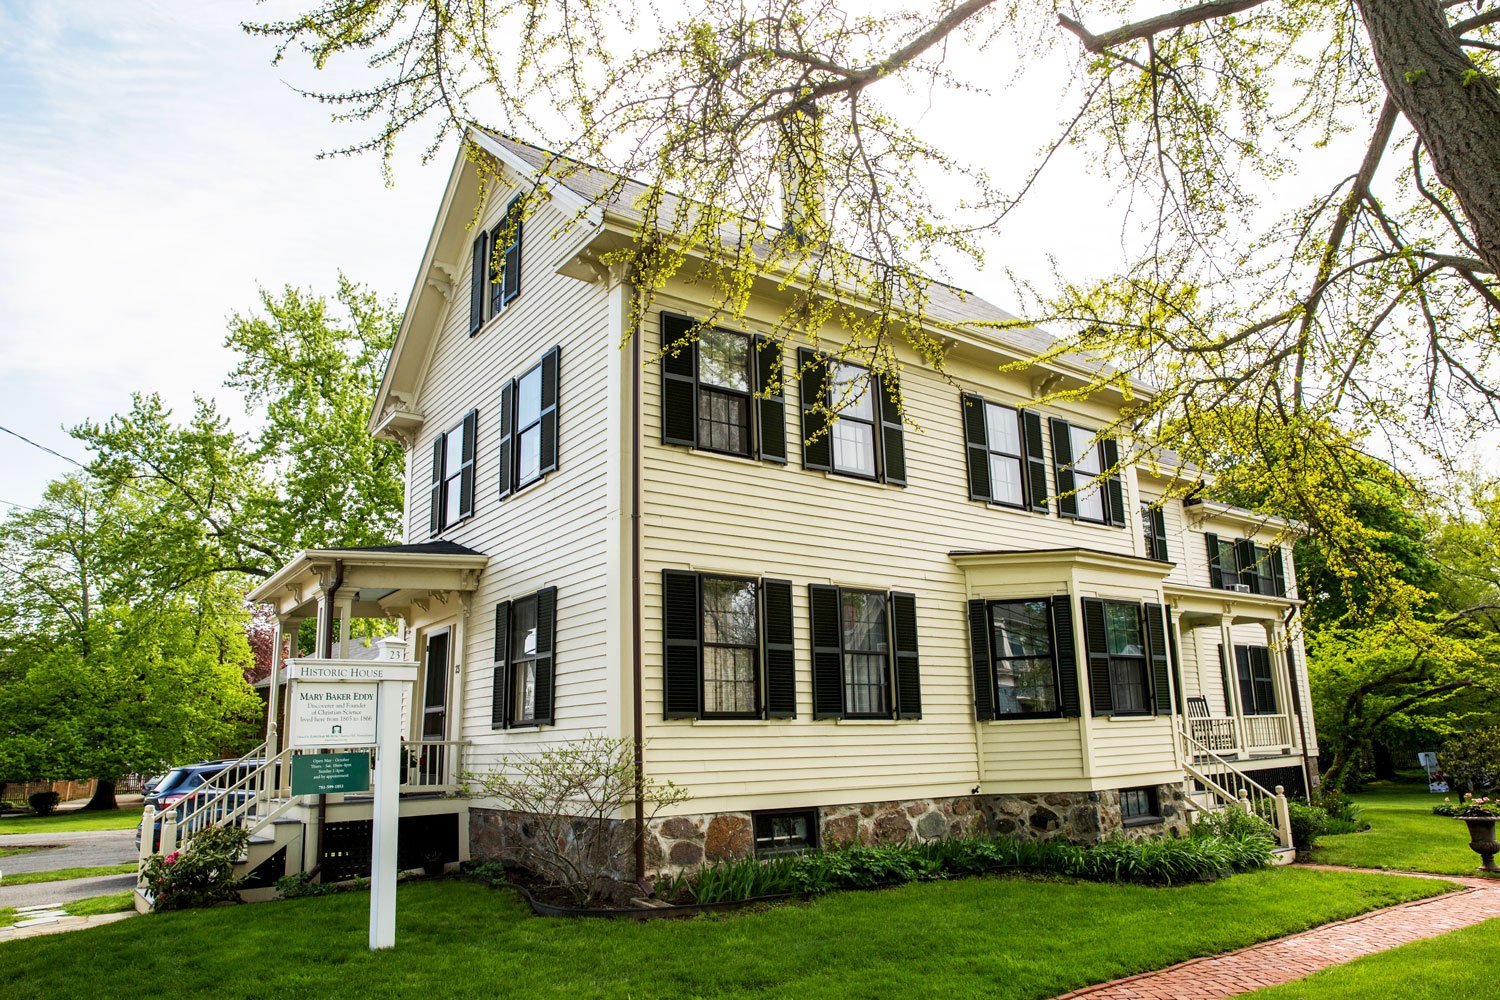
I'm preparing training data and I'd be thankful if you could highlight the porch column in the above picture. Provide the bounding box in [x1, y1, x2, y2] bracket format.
[1263, 619, 1294, 752]
[314, 598, 330, 660]
[1220, 616, 1246, 756]
[266, 617, 285, 758]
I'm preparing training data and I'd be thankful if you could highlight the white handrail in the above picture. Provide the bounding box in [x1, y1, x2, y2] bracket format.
[1177, 719, 1293, 848]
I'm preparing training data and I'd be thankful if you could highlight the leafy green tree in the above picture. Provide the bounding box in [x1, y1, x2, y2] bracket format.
[250, 1, 1500, 619]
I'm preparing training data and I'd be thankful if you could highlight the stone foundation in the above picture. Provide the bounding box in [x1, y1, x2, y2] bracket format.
[471, 783, 1192, 877]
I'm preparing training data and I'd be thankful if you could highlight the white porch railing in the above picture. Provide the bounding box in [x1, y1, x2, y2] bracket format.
[1176, 720, 1294, 849]
[1186, 714, 1295, 758]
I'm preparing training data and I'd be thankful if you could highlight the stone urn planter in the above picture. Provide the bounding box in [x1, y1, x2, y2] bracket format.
[1458, 816, 1499, 872]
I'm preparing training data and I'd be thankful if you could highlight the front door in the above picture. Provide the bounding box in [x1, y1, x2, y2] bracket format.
[422, 630, 450, 741]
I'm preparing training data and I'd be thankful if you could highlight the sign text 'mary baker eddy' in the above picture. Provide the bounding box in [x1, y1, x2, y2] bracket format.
[285, 653, 417, 949]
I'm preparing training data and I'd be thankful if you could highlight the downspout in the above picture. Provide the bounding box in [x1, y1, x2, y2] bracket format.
[629, 289, 647, 884]
[308, 559, 345, 880]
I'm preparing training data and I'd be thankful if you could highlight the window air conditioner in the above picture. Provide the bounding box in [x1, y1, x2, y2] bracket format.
[1227, 583, 1252, 593]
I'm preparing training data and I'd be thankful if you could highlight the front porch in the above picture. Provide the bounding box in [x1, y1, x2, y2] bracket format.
[137, 543, 489, 906]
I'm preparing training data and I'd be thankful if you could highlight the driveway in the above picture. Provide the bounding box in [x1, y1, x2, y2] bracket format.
[0, 829, 137, 875]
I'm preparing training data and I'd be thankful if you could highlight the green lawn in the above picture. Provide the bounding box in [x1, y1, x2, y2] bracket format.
[0, 864, 136, 887]
[1314, 782, 1498, 877]
[0, 807, 143, 835]
[0, 867, 1451, 999]
[1246, 917, 1500, 998]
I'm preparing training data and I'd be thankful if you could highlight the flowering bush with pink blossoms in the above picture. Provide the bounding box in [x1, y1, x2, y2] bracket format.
[141, 825, 249, 911]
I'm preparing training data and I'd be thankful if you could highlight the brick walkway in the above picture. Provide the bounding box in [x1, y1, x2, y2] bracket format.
[1054, 866, 1500, 999]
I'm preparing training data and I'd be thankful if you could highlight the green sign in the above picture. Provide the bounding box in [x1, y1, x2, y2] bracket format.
[291, 752, 371, 795]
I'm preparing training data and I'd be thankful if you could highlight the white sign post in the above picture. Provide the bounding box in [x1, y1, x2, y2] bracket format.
[286, 653, 416, 950]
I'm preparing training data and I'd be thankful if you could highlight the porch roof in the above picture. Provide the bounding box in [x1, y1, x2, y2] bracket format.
[247, 543, 490, 620]
[1164, 581, 1302, 627]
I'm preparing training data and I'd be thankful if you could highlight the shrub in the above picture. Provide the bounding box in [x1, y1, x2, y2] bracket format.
[1192, 806, 1276, 842]
[1439, 728, 1500, 794]
[28, 791, 60, 816]
[275, 871, 372, 899]
[141, 826, 249, 911]
[1316, 789, 1366, 834]
[1285, 800, 1329, 850]
[462, 735, 691, 907]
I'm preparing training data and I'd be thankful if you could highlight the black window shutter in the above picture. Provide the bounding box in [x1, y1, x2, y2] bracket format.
[497, 379, 516, 500]
[662, 570, 702, 719]
[808, 584, 843, 718]
[967, 599, 995, 720]
[458, 409, 478, 520]
[1235, 539, 1258, 592]
[469, 233, 487, 335]
[428, 433, 444, 536]
[890, 591, 920, 718]
[533, 586, 558, 725]
[876, 373, 906, 486]
[1050, 418, 1078, 518]
[1166, 606, 1184, 714]
[961, 395, 993, 503]
[1235, 645, 1254, 713]
[1021, 409, 1049, 512]
[1252, 646, 1276, 714]
[491, 600, 512, 728]
[1217, 643, 1233, 715]
[1081, 597, 1113, 716]
[1206, 532, 1223, 589]
[1271, 547, 1287, 597]
[1052, 595, 1081, 717]
[1101, 437, 1126, 527]
[1150, 507, 1169, 561]
[1285, 644, 1302, 721]
[539, 346, 560, 475]
[660, 313, 698, 447]
[799, 348, 832, 471]
[489, 221, 505, 317]
[754, 336, 788, 464]
[761, 578, 796, 717]
[1143, 602, 1172, 715]
[502, 195, 523, 304]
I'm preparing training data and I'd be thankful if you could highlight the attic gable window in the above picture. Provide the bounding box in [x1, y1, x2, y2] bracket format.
[469, 195, 523, 336]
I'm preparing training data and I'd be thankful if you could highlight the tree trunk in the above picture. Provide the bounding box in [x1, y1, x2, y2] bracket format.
[1357, 0, 1500, 274]
[83, 778, 118, 811]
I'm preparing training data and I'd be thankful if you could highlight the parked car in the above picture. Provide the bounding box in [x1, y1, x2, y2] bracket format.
[137, 759, 266, 852]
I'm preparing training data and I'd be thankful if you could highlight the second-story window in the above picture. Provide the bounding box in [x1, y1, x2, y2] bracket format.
[799, 349, 906, 485]
[961, 394, 1049, 512]
[697, 329, 753, 456]
[428, 410, 477, 535]
[660, 313, 787, 463]
[497, 347, 560, 499]
[1206, 533, 1286, 596]
[1049, 418, 1125, 526]
[1142, 502, 1170, 561]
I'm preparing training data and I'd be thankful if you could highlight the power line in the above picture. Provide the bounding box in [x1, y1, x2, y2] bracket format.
[0, 422, 289, 558]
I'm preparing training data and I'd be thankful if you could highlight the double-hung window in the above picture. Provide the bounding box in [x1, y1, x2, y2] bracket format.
[492, 587, 558, 728]
[497, 347, 560, 499]
[428, 410, 477, 535]
[1081, 598, 1173, 717]
[1206, 533, 1286, 596]
[961, 395, 1050, 511]
[808, 585, 921, 719]
[1141, 502, 1169, 561]
[697, 329, 754, 457]
[799, 349, 906, 485]
[1049, 417, 1125, 525]
[661, 571, 796, 719]
[659, 313, 787, 462]
[829, 363, 879, 479]
[701, 576, 760, 717]
[989, 600, 1061, 717]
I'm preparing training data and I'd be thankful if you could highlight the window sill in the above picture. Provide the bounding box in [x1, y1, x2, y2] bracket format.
[989, 715, 1072, 725]
[494, 724, 542, 732]
[688, 447, 762, 467]
[1105, 714, 1159, 722]
[833, 717, 901, 725]
[821, 470, 895, 489]
[1122, 816, 1164, 828]
[985, 500, 1046, 515]
[690, 718, 769, 726]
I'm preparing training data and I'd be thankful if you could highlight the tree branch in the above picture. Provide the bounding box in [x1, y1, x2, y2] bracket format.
[1058, 0, 1274, 54]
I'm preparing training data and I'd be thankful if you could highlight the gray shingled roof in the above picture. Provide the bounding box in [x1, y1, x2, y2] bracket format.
[484, 133, 1062, 361]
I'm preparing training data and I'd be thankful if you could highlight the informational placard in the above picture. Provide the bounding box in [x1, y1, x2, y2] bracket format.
[290, 682, 378, 748]
[291, 752, 371, 795]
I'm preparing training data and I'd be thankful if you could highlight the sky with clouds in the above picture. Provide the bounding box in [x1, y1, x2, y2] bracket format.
[1, 2, 1490, 516]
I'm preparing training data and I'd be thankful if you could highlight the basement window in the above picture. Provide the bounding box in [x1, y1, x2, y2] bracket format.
[1120, 787, 1161, 826]
[753, 809, 818, 858]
